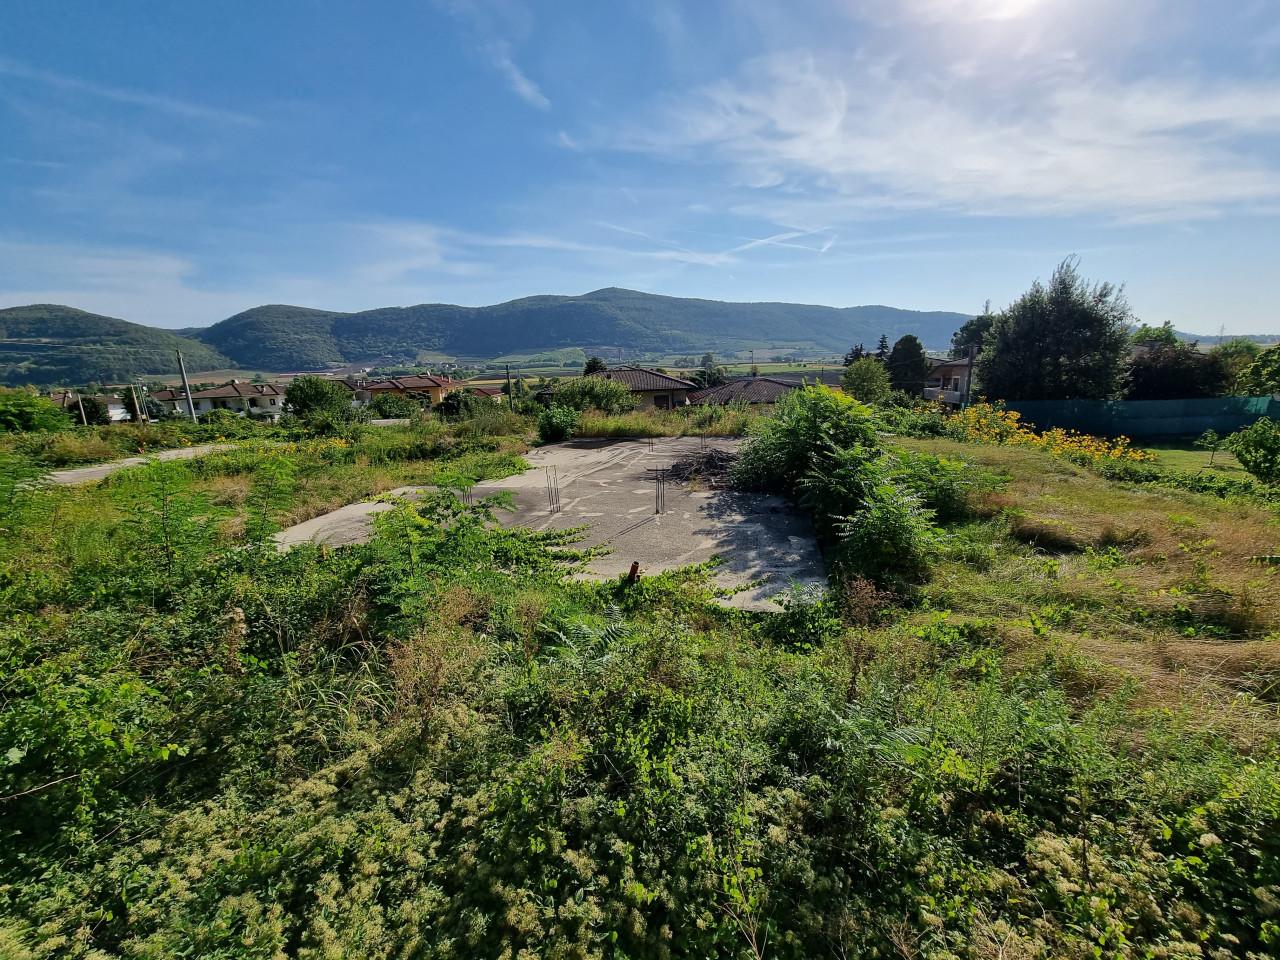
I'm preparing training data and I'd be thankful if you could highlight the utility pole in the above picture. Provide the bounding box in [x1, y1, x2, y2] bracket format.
[505, 363, 514, 411]
[961, 344, 977, 409]
[75, 393, 88, 426]
[175, 349, 198, 422]
[130, 382, 145, 423]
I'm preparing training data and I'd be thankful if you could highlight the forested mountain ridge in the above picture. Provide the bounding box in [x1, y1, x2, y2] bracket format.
[2, 289, 974, 382]
[0, 305, 231, 386]
[191, 287, 974, 370]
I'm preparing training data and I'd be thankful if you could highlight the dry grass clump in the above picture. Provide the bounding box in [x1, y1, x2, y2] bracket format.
[388, 627, 487, 717]
[576, 405, 760, 439]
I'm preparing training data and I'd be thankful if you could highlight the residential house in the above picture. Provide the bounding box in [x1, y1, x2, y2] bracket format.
[923, 357, 974, 406]
[690, 377, 798, 406]
[48, 390, 131, 423]
[342, 374, 465, 407]
[587, 365, 696, 409]
[153, 382, 287, 419]
[466, 385, 507, 402]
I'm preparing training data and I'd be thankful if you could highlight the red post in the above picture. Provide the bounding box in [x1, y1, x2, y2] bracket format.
[626, 561, 640, 584]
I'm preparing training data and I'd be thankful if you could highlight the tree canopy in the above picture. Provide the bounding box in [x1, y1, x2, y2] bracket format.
[1209, 339, 1262, 395]
[0, 389, 72, 433]
[1238, 344, 1280, 395]
[1125, 343, 1227, 400]
[1130, 321, 1179, 346]
[886, 335, 928, 396]
[583, 356, 608, 375]
[950, 302, 994, 358]
[843, 343, 868, 366]
[975, 258, 1132, 401]
[841, 357, 891, 403]
[284, 376, 354, 421]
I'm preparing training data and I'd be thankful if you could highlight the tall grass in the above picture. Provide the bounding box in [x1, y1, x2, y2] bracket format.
[576, 403, 759, 438]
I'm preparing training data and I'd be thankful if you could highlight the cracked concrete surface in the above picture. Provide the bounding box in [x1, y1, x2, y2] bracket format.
[274, 437, 826, 610]
[48, 444, 234, 485]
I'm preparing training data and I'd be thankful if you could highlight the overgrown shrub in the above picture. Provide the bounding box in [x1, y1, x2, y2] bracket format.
[551, 376, 635, 414]
[369, 391, 423, 418]
[0, 390, 72, 433]
[1227, 417, 1280, 485]
[537, 404, 580, 443]
[736, 387, 937, 587]
[1, 423, 1279, 959]
[733, 386, 879, 492]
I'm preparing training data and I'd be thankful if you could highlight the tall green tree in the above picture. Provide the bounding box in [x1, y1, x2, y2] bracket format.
[886, 336, 928, 396]
[1218, 343, 1269, 394]
[950, 302, 994, 358]
[841, 357, 891, 403]
[975, 257, 1133, 401]
[583, 356, 608, 375]
[843, 343, 867, 366]
[874, 335, 891, 363]
[692, 353, 726, 388]
[78, 395, 111, 426]
[1130, 321, 1179, 346]
[1126, 343, 1227, 400]
[284, 375, 354, 421]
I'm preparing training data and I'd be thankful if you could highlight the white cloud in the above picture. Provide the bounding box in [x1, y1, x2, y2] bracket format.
[622, 46, 1280, 220]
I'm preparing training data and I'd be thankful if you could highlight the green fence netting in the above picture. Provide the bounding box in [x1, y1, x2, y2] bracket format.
[1003, 396, 1280, 439]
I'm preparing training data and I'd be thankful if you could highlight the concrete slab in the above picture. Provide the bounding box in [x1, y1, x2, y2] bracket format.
[274, 437, 826, 610]
[48, 443, 235, 485]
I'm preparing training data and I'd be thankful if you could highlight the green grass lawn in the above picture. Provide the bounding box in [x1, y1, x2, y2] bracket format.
[1139, 440, 1246, 475]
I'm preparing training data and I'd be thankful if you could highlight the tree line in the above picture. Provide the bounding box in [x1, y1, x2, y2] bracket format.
[842, 257, 1277, 403]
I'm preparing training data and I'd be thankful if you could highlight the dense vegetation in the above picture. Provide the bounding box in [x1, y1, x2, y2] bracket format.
[1, 391, 1277, 957]
[976, 258, 1133, 401]
[0, 305, 230, 386]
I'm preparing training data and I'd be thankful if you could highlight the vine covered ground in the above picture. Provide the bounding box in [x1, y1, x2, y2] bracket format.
[1, 398, 1278, 959]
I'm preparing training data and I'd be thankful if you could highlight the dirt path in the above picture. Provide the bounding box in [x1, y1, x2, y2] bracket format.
[47, 443, 234, 485]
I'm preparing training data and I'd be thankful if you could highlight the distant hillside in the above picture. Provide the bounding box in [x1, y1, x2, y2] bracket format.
[0, 289, 975, 384]
[0, 305, 230, 386]
[193, 288, 974, 371]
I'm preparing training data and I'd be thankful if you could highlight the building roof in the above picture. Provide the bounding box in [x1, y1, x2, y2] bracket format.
[770, 369, 843, 387]
[349, 375, 463, 392]
[927, 356, 973, 372]
[588, 365, 696, 391]
[150, 389, 183, 402]
[467, 385, 505, 397]
[690, 377, 799, 405]
[47, 390, 122, 408]
[188, 382, 286, 400]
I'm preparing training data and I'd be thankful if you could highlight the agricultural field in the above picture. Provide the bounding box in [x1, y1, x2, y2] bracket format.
[1, 390, 1278, 958]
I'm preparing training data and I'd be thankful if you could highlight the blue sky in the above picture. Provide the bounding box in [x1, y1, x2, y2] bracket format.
[2, 0, 1279, 333]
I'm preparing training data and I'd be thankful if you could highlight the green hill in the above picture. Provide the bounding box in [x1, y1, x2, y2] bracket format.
[0, 290, 976, 383]
[0, 305, 231, 386]
[194, 288, 974, 370]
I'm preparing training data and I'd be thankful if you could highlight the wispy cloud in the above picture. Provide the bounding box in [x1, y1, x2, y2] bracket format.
[0, 56, 259, 125]
[483, 40, 549, 109]
[619, 47, 1280, 221]
[435, 0, 550, 110]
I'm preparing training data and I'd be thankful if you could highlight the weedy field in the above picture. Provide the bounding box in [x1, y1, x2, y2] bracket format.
[1, 391, 1278, 959]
